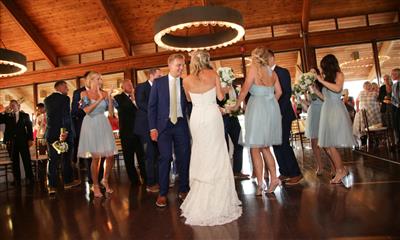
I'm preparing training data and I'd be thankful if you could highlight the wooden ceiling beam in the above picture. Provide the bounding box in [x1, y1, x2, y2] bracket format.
[302, 0, 311, 33]
[1, 23, 399, 89]
[96, 0, 132, 56]
[0, 0, 58, 67]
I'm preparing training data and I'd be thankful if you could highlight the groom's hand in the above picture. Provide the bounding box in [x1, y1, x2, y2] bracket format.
[150, 129, 158, 141]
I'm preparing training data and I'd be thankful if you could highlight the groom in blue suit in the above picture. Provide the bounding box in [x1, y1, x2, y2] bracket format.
[148, 53, 191, 207]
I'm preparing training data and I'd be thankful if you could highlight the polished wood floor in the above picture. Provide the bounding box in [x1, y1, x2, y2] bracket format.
[1, 147, 400, 240]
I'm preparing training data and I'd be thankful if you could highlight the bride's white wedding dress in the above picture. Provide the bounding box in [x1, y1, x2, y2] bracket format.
[180, 87, 242, 226]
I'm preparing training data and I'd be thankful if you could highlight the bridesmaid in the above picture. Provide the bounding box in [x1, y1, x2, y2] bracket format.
[304, 68, 324, 175]
[231, 47, 282, 195]
[317, 54, 356, 184]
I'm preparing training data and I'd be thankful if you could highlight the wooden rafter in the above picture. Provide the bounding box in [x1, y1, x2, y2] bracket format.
[1, 22, 399, 88]
[0, 0, 58, 67]
[301, 0, 310, 33]
[96, 0, 132, 56]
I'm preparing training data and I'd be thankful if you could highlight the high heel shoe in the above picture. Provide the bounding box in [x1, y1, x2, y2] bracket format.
[93, 184, 103, 198]
[100, 179, 114, 194]
[266, 179, 281, 194]
[330, 168, 348, 184]
[255, 186, 263, 196]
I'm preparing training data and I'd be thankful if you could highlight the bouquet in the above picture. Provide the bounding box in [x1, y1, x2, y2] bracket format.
[52, 128, 69, 154]
[293, 72, 317, 97]
[217, 67, 235, 87]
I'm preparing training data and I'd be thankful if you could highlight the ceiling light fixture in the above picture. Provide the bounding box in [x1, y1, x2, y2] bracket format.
[154, 6, 245, 52]
[0, 48, 27, 77]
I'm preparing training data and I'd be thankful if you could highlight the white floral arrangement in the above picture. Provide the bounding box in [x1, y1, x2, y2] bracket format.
[218, 67, 235, 87]
[224, 99, 243, 117]
[293, 72, 316, 96]
[52, 141, 69, 154]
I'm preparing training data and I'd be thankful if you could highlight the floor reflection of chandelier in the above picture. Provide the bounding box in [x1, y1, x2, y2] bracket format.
[340, 55, 390, 69]
[154, 6, 245, 52]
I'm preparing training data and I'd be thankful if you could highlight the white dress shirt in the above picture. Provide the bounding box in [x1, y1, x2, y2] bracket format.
[168, 74, 183, 118]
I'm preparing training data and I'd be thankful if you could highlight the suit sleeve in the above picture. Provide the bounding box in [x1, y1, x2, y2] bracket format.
[64, 96, 74, 140]
[0, 113, 5, 124]
[25, 114, 34, 141]
[114, 94, 122, 110]
[135, 84, 148, 113]
[281, 68, 292, 98]
[148, 81, 158, 131]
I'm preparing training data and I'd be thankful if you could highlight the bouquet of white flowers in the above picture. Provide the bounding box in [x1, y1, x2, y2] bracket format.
[52, 128, 69, 155]
[292, 72, 317, 96]
[217, 67, 235, 87]
[225, 99, 243, 117]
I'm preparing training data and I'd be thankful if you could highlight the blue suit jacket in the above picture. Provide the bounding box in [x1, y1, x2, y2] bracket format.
[148, 75, 188, 134]
[275, 65, 296, 122]
[134, 81, 151, 136]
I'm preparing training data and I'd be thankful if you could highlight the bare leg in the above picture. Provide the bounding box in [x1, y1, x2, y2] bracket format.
[327, 147, 347, 184]
[101, 156, 114, 193]
[261, 147, 280, 193]
[250, 148, 264, 195]
[311, 138, 323, 175]
[91, 157, 102, 197]
[324, 148, 336, 177]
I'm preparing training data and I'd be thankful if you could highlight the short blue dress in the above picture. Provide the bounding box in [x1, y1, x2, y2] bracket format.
[305, 97, 323, 139]
[318, 88, 356, 147]
[241, 85, 282, 147]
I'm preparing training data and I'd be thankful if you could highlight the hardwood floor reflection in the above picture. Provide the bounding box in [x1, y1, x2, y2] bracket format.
[1, 148, 400, 239]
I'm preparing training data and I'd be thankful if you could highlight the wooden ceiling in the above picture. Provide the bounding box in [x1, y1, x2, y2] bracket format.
[1, 0, 399, 62]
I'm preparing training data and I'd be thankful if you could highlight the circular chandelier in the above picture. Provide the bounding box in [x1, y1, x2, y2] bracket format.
[0, 48, 27, 77]
[154, 6, 245, 52]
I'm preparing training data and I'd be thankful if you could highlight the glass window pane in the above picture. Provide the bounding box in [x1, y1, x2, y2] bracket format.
[136, 67, 187, 84]
[378, 39, 400, 81]
[0, 85, 34, 117]
[37, 80, 77, 104]
[316, 43, 376, 99]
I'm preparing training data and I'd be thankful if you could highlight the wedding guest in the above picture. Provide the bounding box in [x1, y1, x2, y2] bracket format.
[342, 89, 356, 122]
[148, 53, 191, 207]
[34, 103, 46, 139]
[114, 79, 146, 185]
[378, 74, 392, 127]
[0, 100, 34, 186]
[181, 50, 241, 226]
[134, 68, 162, 192]
[317, 54, 356, 184]
[78, 71, 117, 197]
[231, 47, 282, 195]
[269, 49, 303, 185]
[353, 81, 381, 144]
[304, 68, 325, 175]
[45, 81, 80, 194]
[217, 84, 248, 179]
[391, 68, 400, 146]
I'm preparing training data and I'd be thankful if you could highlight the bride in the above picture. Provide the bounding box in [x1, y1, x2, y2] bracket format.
[181, 50, 242, 226]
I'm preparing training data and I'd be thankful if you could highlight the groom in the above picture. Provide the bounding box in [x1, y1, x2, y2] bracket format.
[148, 53, 191, 207]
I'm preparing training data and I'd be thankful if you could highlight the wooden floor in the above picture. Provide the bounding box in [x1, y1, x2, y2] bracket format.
[1, 147, 400, 239]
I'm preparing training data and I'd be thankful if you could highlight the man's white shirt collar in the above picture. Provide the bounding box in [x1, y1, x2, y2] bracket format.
[271, 64, 276, 71]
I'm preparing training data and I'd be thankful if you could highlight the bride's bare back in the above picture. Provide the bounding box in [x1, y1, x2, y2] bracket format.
[183, 69, 224, 100]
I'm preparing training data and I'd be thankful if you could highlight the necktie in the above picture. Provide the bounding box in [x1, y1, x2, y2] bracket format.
[170, 78, 178, 124]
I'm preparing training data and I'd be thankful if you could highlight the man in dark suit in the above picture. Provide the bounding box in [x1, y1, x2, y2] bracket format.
[217, 86, 248, 179]
[45, 80, 80, 194]
[135, 68, 162, 192]
[115, 79, 146, 185]
[269, 50, 303, 185]
[148, 53, 191, 207]
[0, 100, 34, 186]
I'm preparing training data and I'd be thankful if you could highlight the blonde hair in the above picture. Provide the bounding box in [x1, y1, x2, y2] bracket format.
[168, 53, 185, 64]
[85, 71, 101, 89]
[190, 50, 212, 76]
[250, 47, 273, 82]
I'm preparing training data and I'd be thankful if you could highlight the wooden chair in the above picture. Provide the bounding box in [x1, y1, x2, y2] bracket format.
[30, 138, 48, 181]
[290, 118, 307, 150]
[361, 109, 390, 152]
[0, 144, 13, 188]
[113, 131, 123, 173]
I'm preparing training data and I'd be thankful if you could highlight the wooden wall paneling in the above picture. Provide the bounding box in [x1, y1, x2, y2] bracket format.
[337, 15, 368, 29]
[34, 60, 51, 71]
[104, 48, 125, 60]
[0, 0, 57, 66]
[273, 23, 301, 37]
[58, 55, 79, 67]
[81, 51, 103, 64]
[309, 19, 336, 32]
[245, 27, 272, 40]
[368, 12, 398, 25]
[132, 43, 156, 55]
